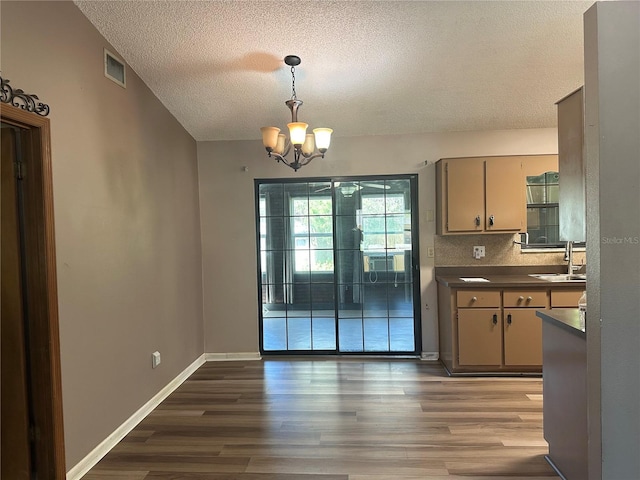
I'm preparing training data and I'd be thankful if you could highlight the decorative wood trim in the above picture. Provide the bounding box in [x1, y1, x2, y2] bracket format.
[1, 103, 65, 478]
[65, 354, 207, 480]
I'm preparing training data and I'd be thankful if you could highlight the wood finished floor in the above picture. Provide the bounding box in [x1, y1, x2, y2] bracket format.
[83, 359, 558, 480]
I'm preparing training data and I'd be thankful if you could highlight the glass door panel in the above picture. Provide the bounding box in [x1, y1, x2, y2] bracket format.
[258, 176, 419, 354]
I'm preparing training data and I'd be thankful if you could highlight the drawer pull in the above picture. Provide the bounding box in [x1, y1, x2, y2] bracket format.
[471, 296, 478, 302]
[507, 313, 512, 325]
[527, 296, 533, 302]
[492, 314, 498, 325]
[518, 296, 524, 301]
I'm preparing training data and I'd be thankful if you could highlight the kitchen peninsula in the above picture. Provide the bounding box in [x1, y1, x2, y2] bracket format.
[536, 308, 587, 480]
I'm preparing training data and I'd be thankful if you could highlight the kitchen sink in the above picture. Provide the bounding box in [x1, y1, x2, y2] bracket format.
[529, 273, 586, 282]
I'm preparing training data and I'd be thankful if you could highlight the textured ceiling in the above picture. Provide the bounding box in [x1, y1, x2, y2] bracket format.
[75, 0, 593, 142]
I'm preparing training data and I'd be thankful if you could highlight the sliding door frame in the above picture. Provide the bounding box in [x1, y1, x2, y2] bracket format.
[255, 174, 422, 356]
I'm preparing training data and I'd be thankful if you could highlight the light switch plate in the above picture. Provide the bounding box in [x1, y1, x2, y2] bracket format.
[152, 351, 161, 369]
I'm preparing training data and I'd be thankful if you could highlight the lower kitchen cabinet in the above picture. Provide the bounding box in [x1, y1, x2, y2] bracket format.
[551, 289, 584, 308]
[437, 282, 582, 374]
[458, 308, 502, 365]
[503, 309, 543, 366]
[503, 289, 547, 367]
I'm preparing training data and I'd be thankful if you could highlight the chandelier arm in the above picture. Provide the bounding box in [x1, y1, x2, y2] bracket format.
[268, 151, 292, 167]
[269, 149, 323, 172]
[282, 140, 291, 157]
[300, 150, 324, 160]
[298, 152, 324, 165]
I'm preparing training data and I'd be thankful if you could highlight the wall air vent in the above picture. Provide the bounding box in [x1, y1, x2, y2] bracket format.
[104, 49, 126, 88]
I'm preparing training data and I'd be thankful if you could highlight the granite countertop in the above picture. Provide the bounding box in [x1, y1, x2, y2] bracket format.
[536, 309, 586, 338]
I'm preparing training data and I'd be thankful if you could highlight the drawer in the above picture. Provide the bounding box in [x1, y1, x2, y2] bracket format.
[456, 290, 501, 308]
[551, 289, 584, 308]
[503, 290, 548, 308]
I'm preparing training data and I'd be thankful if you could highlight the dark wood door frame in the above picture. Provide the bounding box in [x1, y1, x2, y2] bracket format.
[1, 104, 66, 478]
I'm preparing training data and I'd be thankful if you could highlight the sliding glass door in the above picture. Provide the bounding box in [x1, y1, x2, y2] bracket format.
[257, 175, 420, 355]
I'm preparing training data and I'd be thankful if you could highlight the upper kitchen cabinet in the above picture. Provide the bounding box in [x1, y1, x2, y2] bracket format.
[557, 87, 586, 242]
[436, 156, 526, 235]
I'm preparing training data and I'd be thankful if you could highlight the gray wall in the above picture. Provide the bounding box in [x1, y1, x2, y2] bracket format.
[585, 2, 640, 479]
[197, 129, 559, 355]
[1, 1, 204, 468]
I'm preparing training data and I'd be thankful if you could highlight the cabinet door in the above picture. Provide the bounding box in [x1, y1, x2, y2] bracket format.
[446, 158, 485, 232]
[558, 88, 586, 242]
[458, 308, 502, 365]
[485, 157, 524, 231]
[503, 309, 543, 366]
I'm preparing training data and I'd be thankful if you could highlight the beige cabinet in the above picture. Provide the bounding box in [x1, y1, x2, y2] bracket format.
[485, 157, 524, 232]
[551, 288, 584, 308]
[456, 290, 502, 366]
[503, 289, 547, 367]
[458, 308, 502, 365]
[504, 309, 543, 366]
[438, 284, 559, 374]
[436, 156, 525, 234]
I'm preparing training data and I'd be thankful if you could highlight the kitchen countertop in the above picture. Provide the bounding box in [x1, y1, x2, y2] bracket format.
[536, 309, 586, 338]
[436, 274, 586, 288]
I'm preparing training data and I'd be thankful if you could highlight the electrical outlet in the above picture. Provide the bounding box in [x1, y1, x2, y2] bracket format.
[427, 246, 435, 258]
[152, 351, 161, 369]
[473, 246, 485, 259]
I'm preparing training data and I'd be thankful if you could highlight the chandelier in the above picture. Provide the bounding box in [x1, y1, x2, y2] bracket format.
[260, 55, 333, 171]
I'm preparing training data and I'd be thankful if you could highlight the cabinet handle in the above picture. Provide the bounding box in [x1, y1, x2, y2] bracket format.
[527, 296, 533, 302]
[518, 295, 524, 301]
[507, 313, 512, 325]
[475, 215, 481, 227]
[492, 314, 498, 325]
[489, 215, 495, 226]
[471, 296, 477, 302]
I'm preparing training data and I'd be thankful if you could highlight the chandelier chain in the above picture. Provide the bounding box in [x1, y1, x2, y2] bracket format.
[290, 65, 297, 100]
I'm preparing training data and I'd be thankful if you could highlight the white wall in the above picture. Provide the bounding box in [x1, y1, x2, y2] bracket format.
[198, 128, 558, 355]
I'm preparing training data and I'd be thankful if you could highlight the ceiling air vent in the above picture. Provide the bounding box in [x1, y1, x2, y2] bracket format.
[104, 49, 126, 88]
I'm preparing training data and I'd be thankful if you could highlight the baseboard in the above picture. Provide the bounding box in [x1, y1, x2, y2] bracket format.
[205, 352, 262, 361]
[66, 354, 206, 480]
[420, 351, 439, 361]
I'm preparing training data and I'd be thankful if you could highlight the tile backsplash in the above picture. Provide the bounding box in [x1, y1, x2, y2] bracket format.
[434, 233, 586, 267]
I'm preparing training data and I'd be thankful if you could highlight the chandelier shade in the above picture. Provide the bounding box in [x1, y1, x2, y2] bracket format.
[260, 55, 332, 171]
[313, 128, 333, 151]
[287, 122, 308, 145]
[260, 126, 280, 150]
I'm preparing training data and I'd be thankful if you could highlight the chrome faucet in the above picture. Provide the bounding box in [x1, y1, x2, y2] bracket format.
[564, 241, 574, 275]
